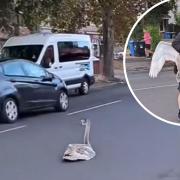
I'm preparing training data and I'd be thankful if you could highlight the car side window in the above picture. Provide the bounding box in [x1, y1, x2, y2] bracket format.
[58, 41, 90, 62]
[41, 45, 54, 68]
[0, 65, 3, 74]
[3, 62, 26, 76]
[22, 62, 46, 78]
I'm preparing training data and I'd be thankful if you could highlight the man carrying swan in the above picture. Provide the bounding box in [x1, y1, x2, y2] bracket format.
[149, 33, 180, 120]
[172, 33, 180, 120]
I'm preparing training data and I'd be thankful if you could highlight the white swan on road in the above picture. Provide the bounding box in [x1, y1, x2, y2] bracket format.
[149, 41, 180, 78]
[63, 119, 96, 161]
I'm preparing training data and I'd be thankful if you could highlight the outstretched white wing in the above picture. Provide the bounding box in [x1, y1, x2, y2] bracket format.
[149, 41, 179, 78]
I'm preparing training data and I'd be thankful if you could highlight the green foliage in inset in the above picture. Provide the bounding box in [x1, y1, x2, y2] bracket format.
[176, 14, 180, 26]
[144, 0, 176, 25]
[131, 1, 176, 51]
[146, 25, 161, 51]
[131, 23, 144, 41]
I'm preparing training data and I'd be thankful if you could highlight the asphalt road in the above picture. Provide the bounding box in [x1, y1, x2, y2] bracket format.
[127, 69, 179, 123]
[2, 83, 180, 180]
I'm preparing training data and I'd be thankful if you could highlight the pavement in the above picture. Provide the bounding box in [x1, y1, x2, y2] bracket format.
[2, 83, 180, 180]
[94, 59, 125, 86]
[94, 56, 174, 87]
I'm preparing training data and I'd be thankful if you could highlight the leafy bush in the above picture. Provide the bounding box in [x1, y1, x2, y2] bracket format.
[176, 14, 180, 26]
[146, 25, 161, 51]
[131, 23, 143, 41]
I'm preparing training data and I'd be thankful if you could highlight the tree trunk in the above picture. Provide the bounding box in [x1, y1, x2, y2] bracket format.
[102, 7, 114, 80]
[14, 14, 20, 36]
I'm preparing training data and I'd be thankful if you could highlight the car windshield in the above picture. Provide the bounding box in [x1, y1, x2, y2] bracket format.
[1, 45, 43, 62]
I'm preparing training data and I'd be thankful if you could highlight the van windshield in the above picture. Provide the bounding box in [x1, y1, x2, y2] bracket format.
[1, 45, 43, 62]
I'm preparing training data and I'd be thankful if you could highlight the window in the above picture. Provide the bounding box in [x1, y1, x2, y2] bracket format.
[160, 19, 169, 32]
[1, 45, 43, 62]
[58, 41, 90, 62]
[41, 45, 54, 68]
[3, 62, 26, 76]
[22, 62, 46, 78]
[160, 21, 164, 32]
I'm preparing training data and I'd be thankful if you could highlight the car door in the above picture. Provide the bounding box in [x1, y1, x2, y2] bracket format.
[2, 61, 38, 110]
[21, 61, 57, 107]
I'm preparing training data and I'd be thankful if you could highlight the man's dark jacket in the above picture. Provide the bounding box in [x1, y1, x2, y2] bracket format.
[172, 32, 180, 53]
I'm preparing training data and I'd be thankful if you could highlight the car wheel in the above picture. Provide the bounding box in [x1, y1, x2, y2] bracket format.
[1, 98, 18, 123]
[55, 90, 69, 112]
[79, 79, 89, 95]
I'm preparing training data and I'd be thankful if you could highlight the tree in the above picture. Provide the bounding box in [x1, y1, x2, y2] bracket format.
[16, 0, 167, 80]
[16, 0, 54, 32]
[49, 0, 88, 33]
[16, 0, 88, 33]
[85, 0, 165, 80]
[0, 0, 15, 36]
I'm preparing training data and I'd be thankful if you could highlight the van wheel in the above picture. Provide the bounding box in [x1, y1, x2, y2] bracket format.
[1, 98, 18, 123]
[79, 79, 89, 95]
[55, 90, 69, 112]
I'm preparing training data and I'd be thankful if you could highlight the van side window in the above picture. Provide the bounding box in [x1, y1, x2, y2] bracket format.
[58, 41, 90, 62]
[41, 45, 54, 68]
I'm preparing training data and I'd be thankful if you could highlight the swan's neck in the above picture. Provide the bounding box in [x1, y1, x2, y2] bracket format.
[83, 120, 90, 145]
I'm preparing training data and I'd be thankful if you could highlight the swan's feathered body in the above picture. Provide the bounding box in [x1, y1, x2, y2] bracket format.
[63, 144, 96, 161]
[63, 119, 96, 161]
[149, 41, 180, 79]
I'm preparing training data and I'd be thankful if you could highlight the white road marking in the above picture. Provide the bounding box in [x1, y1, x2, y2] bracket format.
[134, 84, 177, 91]
[0, 125, 27, 134]
[68, 100, 122, 116]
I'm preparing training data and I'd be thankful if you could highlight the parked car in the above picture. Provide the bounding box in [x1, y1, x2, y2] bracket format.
[1, 33, 95, 95]
[113, 46, 124, 60]
[0, 59, 69, 123]
[114, 51, 124, 60]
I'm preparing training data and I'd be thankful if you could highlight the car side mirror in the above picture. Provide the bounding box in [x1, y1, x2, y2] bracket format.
[48, 73, 54, 79]
[41, 73, 54, 82]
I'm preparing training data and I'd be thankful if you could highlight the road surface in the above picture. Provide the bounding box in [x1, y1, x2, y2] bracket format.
[127, 67, 179, 122]
[1, 84, 180, 180]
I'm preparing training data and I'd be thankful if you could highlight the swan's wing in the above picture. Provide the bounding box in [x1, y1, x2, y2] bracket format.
[149, 41, 178, 78]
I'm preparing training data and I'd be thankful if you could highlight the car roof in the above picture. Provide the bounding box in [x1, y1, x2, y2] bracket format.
[0, 58, 29, 63]
[0, 59, 40, 68]
[4, 33, 91, 47]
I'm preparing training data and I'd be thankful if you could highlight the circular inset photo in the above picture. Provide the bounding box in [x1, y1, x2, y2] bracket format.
[124, 0, 180, 124]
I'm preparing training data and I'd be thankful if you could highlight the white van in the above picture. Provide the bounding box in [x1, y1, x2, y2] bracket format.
[1, 33, 95, 95]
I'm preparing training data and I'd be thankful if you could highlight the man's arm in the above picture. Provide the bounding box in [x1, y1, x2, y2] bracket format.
[172, 33, 180, 53]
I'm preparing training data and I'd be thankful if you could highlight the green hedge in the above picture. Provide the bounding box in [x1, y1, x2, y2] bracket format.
[146, 25, 161, 51]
